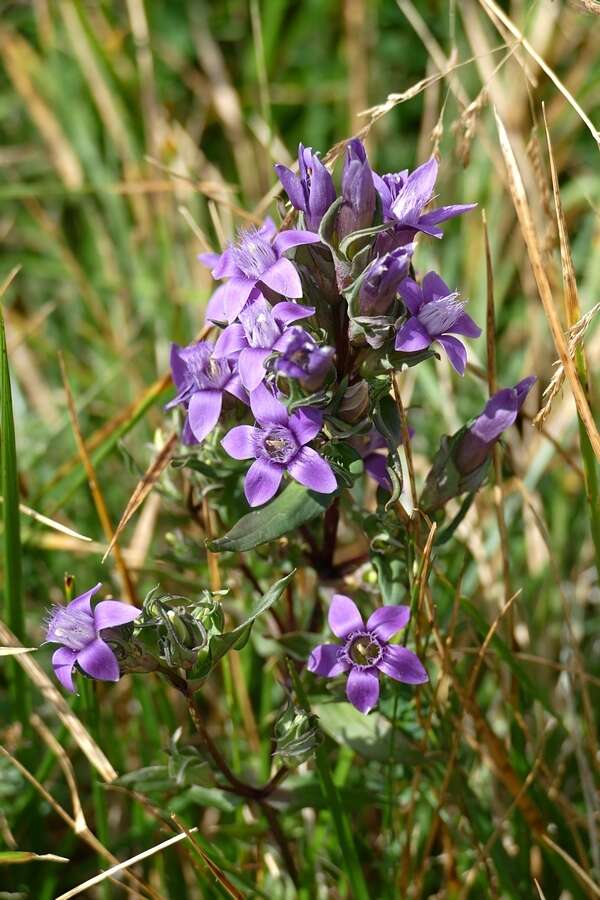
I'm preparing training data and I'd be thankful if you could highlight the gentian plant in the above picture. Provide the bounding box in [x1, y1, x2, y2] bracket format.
[42, 137, 535, 894]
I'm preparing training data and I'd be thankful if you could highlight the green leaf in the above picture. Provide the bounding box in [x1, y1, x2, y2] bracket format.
[197, 571, 296, 677]
[186, 785, 236, 813]
[208, 481, 335, 552]
[313, 702, 424, 764]
[0, 305, 29, 724]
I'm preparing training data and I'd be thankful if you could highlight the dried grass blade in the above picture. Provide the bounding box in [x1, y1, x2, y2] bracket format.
[102, 433, 176, 562]
[493, 108, 600, 460]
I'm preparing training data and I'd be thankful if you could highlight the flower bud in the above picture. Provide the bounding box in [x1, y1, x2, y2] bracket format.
[274, 326, 335, 392]
[336, 139, 376, 242]
[358, 247, 412, 316]
[274, 703, 322, 767]
[338, 380, 370, 423]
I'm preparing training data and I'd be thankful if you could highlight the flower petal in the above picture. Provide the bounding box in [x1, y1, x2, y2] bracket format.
[287, 447, 337, 494]
[366, 605, 410, 641]
[221, 425, 256, 460]
[419, 203, 477, 227]
[271, 302, 315, 326]
[214, 324, 247, 358]
[206, 248, 238, 279]
[69, 583, 103, 615]
[450, 312, 481, 339]
[307, 643, 347, 677]
[288, 407, 323, 445]
[259, 258, 302, 298]
[238, 347, 270, 391]
[421, 271, 451, 301]
[204, 285, 228, 324]
[187, 390, 223, 443]
[244, 458, 284, 506]
[220, 278, 256, 322]
[76, 638, 120, 682]
[272, 229, 320, 255]
[437, 334, 467, 375]
[395, 317, 431, 352]
[249, 383, 289, 426]
[364, 453, 391, 491]
[399, 277, 423, 316]
[225, 373, 249, 405]
[377, 645, 428, 684]
[52, 647, 78, 693]
[274, 165, 306, 211]
[94, 600, 141, 633]
[346, 667, 380, 714]
[328, 594, 364, 639]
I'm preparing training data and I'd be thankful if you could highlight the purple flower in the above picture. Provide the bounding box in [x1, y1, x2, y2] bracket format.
[275, 144, 336, 232]
[307, 594, 428, 714]
[336, 139, 376, 241]
[456, 377, 536, 474]
[394, 271, 481, 375]
[167, 341, 248, 444]
[221, 384, 337, 507]
[213, 297, 315, 392]
[358, 247, 413, 316]
[45, 584, 141, 693]
[373, 157, 476, 245]
[274, 326, 335, 392]
[199, 218, 320, 322]
[350, 427, 414, 491]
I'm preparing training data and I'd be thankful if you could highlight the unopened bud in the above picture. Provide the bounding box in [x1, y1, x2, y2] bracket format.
[274, 703, 322, 767]
[338, 380, 370, 423]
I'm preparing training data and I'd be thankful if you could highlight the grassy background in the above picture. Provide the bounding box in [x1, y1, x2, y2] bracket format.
[1, 0, 600, 897]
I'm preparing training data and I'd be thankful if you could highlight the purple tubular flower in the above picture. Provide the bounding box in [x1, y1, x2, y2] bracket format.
[358, 247, 413, 316]
[167, 341, 248, 444]
[456, 377, 536, 474]
[274, 326, 335, 392]
[275, 144, 336, 232]
[213, 297, 315, 392]
[45, 584, 141, 693]
[336, 139, 376, 240]
[374, 157, 476, 244]
[395, 271, 481, 375]
[199, 218, 320, 322]
[307, 594, 428, 714]
[221, 384, 337, 507]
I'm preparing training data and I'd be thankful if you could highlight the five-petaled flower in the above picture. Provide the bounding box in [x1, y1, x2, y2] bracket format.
[374, 157, 476, 251]
[213, 297, 315, 392]
[307, 594, 428, 714]
[221, 383, 337, 506]
[167, 340, 248, 445]
[395, 271, 481, 375]
[45, 583, 141, 693]
[199, 218, 320, 322]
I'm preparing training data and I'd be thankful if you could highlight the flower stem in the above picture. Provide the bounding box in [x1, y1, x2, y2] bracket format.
[287, 660, 370, 900]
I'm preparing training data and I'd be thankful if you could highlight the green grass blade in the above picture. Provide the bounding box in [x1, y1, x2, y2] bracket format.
[0, 296, 30, 725]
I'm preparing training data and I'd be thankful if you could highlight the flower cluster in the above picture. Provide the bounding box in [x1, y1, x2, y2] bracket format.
[166, 139, 507, 514]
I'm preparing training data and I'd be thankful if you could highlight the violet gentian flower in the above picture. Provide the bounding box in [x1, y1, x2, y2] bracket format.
[456, 377, 536, 474]
[374, 157, 476, 243]
[275, 145, 336, 232]
[274, 326, 335, 392]
[336, 139, 376, 241]
[213, 297, 315, 391]
[307, 594, 427, 714]
[358, 247, 413, 316]
[221, 384, 337, 506]
[45, 583, 141, 693]
[395, 271, 481, 375]
[199, 218, 320, 322]
[167, 341, 247, 444]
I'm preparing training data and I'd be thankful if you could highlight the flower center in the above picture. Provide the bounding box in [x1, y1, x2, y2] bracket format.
[47, 607, 96, 651]
[257, 425, 298, 465]
[233, 228, 278, 279]
[418, 295, 464, 336]
[239, 300, 280, 349]
[346, 631, 383, 668]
